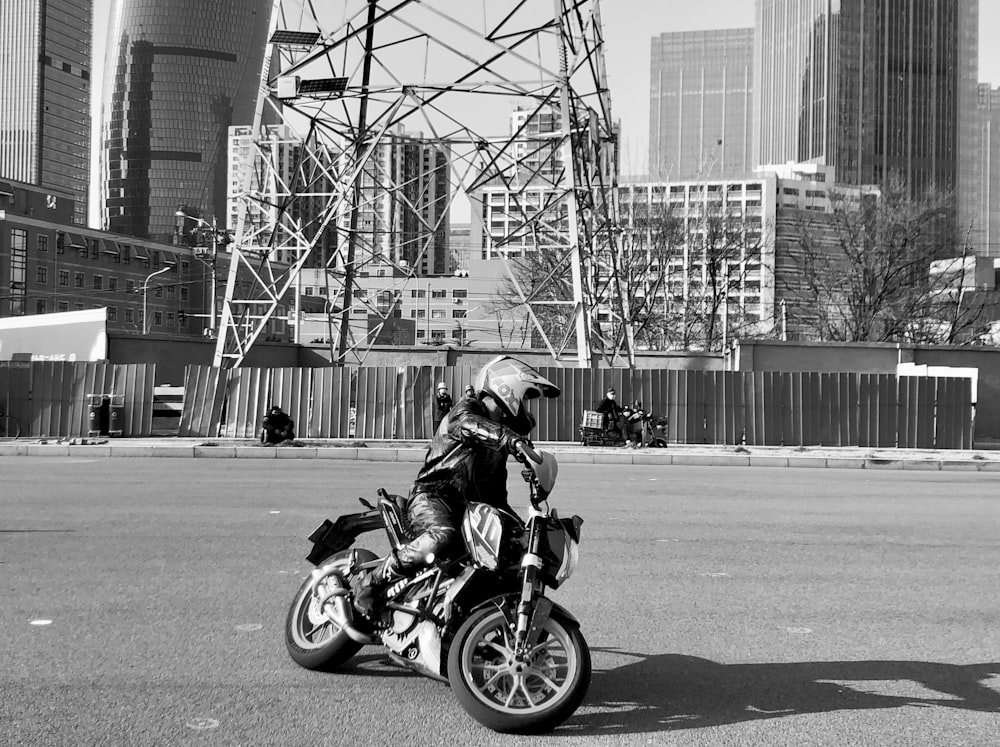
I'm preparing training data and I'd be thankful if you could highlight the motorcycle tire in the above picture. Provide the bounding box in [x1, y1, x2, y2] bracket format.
[651, 438, 667, 448]
[285, 548, 378, 671]
[447, 603, 591, 734]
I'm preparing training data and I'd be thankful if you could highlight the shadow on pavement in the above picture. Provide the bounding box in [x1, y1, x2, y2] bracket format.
[561, 650, 1000, 736]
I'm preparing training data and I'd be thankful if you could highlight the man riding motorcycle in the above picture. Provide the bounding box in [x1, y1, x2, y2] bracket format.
[356, 356, 560, 616]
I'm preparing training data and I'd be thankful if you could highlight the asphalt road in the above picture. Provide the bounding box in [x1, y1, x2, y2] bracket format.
[1, 458, 998, 747]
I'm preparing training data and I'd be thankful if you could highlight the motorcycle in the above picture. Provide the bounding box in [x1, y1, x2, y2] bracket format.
[284, 443, 590, 734]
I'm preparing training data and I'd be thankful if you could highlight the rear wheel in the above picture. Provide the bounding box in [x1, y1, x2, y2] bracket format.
[448, 604, 590, 734]
[285, 548, 377, 671]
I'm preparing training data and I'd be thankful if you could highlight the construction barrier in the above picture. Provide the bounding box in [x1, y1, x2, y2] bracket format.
[0, 362, 971, 447]
[0, 362, 156, 438]
[176, 365, 973, 449]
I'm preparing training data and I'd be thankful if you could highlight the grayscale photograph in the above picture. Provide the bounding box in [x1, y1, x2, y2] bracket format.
[2, 1, 999, 744]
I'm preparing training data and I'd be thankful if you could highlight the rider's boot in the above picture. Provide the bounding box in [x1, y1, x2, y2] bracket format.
[354, 554, 407, 619]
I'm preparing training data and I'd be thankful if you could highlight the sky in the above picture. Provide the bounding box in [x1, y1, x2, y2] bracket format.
[87, 0, 1000, 227]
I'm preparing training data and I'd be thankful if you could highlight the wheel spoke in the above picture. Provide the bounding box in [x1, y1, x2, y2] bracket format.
[503, 678, 521, 708]
[530, 671, 560, 693]
[518, 679, 536, 706]
[483, 640, 510, 657]
[483, 670, 508, 690]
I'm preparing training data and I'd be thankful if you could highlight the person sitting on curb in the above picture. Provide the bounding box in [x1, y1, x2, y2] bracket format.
[261, 404, 295, 444]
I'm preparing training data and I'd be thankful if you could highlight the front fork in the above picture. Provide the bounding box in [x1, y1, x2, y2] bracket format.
[511, 505, 553, 661]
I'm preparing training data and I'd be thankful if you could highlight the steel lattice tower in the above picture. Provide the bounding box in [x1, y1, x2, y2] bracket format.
[214, 0, 629, 368]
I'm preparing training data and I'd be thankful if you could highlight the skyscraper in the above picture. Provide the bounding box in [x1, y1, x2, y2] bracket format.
[649, 29, 755, 181]
[964, 84, 1000, 257]
[0, 0, 92, 225]
[101, 0, 273, 243]
[754, 0, 978, 196]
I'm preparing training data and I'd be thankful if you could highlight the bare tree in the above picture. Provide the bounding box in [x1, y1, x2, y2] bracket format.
[778, 177, 998, 344]
[493, 190, 770, 357]
[621, 193, 769, 352]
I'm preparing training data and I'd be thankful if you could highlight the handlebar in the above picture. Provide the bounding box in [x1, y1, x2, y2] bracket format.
[516, 440, 542, 465]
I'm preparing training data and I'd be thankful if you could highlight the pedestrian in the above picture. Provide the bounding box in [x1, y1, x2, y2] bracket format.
[261, 404, 295, 444]
[433, 382, 453, 433]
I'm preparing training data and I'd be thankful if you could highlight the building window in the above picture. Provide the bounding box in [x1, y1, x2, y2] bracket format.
[36, 299, 46, 314]
[74, 303, 84, 311]
[58, 270, 69, 286]
[452, 289, 468, 298]
[416, 309, 426, 318]
[452, 309, 467, 318]
[108, 277, 117, 292]
[154, 286, 162, 298]
[167, 285, 175, 298]
[58, 302, 68, 313]
[121, 245, 130, 264]
[431, 309, 446, 319]
[93, 275, 103, 290]
[126, 279, 135, 294]
[432, 289, 447, 299]
[78, 242, 88, 259]
[74, 272, 85, 288]
[138, 310, 144, 325]
[166, 313, 174, 327]
[108, 307, 118, 321]
[36, 266, 48, 284]
[431, 330, 445, 340]
[56, 233, 65, 254]
[125, 308, 134, 323]
[180, 287, 189, 301]
[416, 329, 426, 339]
[37, 235, 49, 252]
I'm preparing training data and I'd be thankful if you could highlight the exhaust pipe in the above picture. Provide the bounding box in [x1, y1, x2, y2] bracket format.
[309, 566, 375, 645]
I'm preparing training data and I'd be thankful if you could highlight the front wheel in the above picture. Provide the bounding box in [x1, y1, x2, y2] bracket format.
[448, 604, 591, 734]
[285, 548, 377, 671]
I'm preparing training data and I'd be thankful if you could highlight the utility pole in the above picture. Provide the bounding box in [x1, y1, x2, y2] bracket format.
[335, 0, 378, 365]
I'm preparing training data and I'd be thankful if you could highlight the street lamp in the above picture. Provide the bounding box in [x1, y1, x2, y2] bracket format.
[141, 266, 172, 335]
[175, 209, 221, 336]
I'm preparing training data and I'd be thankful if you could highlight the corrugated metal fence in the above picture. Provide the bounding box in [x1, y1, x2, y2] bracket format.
[177, 365, 974, 449]
[0, 362, 156, 438]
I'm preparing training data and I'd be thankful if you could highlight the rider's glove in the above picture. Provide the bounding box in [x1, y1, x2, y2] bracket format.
[498, 429, 529, 457]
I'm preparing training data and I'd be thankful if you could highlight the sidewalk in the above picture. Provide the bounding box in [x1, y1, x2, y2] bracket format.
[2, 437, 1000, 471]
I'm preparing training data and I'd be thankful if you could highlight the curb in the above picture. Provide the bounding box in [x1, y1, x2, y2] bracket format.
[2, 441, 1000, 472]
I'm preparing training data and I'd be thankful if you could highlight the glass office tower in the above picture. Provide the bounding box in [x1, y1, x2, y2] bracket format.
[0, 0, 92, 224]
[649, 29, 755, 180]
[754, 0, 977, 196]
[101, 0, 273, 242]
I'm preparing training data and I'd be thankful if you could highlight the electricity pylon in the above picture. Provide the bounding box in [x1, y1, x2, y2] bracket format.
[214, 0, 630, 368]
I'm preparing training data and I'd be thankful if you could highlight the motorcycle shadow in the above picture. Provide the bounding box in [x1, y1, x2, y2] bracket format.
[337, 653, 424, 679]
[561, 650, 1000, 736]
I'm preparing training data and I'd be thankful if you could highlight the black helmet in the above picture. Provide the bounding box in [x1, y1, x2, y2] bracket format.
[475, 356, 559, 434]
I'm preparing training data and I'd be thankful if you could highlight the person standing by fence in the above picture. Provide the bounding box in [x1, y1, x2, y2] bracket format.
[433, 382, 453, 433]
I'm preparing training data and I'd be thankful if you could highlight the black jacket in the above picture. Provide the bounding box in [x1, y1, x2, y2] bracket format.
[596, 396, 622, 421]
[413, 396, 520, 510]
[435, 391, 454, 416]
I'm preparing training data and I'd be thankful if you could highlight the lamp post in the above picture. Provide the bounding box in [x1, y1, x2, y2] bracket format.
[142, 266, 172, 334]
[175, 209, 219, 336]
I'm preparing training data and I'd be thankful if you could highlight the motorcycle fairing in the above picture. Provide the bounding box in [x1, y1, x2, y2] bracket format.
[461, 503, 504, 570]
